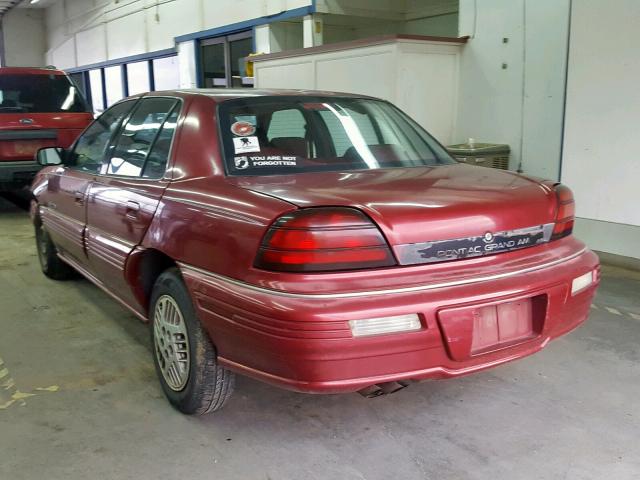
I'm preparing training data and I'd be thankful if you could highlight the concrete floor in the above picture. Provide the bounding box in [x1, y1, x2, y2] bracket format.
[0, 193, 639, 480]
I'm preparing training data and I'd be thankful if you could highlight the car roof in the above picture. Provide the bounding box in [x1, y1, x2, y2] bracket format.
[142, 88, 377, 102]
[0, 66, 66, 76]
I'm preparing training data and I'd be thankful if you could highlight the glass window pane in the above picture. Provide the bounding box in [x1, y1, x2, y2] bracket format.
[0, 74, 89, 113]
[69, 72, 87, 100]
[143, 107, 179, 178]
[104, 65, 124, 107]
[219, 97, 453, 176]
[70, 100, 135, 174]
[202, 43, 227, 88]
[152, 56, 180, 91]
[127, 61, 150, 95]
[88, 69, 104, 114]
[229, 37, 252, 87]
[106, 98, 177, 177]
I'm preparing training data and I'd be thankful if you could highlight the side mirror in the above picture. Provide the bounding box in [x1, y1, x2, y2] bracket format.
[36, 147, 64, 166]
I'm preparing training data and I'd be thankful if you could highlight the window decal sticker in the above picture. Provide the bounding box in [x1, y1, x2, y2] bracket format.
[231, 121, 256, 137]
[234, 156, 250, 169]
[233, 155, 298, 169]
[233, 136, 260, 153]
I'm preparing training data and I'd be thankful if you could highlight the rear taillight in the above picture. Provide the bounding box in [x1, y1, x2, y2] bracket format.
[254, 207, 396, 272]
[552, 184, 575, 240]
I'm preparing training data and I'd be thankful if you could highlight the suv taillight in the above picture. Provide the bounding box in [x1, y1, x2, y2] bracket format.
[552, 184, 575, 240]
[254, 207, 396, 272]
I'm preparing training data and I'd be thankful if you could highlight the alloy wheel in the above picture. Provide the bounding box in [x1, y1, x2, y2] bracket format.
[153, 295, 191, 391]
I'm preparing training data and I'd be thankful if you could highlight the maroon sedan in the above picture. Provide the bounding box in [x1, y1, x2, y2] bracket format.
[30, 90, 599, 415]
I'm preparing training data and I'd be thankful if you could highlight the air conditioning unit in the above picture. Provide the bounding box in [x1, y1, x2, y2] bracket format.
[447, 141, 510, 170]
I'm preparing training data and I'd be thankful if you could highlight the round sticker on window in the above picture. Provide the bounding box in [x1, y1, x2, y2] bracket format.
[231, 121, 256, 137]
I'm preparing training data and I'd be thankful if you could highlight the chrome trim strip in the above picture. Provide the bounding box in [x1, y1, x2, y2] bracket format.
[40, 205, 85, 227]
[161, 196, 265, 226]
[178, 247, 588, 300]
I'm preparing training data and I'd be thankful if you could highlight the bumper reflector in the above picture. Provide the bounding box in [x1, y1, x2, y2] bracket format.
[349, 314, 421, 337]
[572, 271, 595, 296]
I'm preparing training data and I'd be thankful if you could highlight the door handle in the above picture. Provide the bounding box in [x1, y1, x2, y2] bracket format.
[126, 201, 140, 218]
[74, 191, 85, 205]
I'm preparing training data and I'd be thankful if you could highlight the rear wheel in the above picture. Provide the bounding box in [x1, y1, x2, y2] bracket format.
[150, 268, 235, 415]
[34, 219, 76, 280]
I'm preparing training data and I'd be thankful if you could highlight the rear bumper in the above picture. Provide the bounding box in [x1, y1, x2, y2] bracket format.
[0, 161, 41, 187]
[180, 241, 599, 393]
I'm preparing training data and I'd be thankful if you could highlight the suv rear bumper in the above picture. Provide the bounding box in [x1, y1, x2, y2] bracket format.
[0, 161, 41, 188]
[179, 241, 599, 394]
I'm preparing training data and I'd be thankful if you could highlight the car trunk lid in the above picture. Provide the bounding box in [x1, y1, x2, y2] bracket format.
[228, 164, 558, 264]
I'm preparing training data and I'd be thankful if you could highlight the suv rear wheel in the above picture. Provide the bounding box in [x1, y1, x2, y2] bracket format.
[150, 268, 235, 415]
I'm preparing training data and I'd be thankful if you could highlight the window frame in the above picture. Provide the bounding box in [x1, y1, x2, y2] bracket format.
[97, 96, 183, 181]
[65, 99, 140, 175]
[216, 96, 456, 177]
[200, 30, 254, 88]
[66, 52, 179, 114]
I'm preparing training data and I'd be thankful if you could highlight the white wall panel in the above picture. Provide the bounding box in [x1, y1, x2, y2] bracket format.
[456, 0, 569, 178]
[255, 59, 315, 89]
[315, 49, 396, 99]
[106, 11, 147, 59]
[50, 37, 77, 70]
[76, 25, 107, 66]
[146, 0, 201, 52]
[562, 0, 640, 228]
[397, 44, 458, 145]
[2, 9, 46, 67]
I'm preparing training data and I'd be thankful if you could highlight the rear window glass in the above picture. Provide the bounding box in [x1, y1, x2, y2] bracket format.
[218, 96, 454, 176]
[0, 74, 90, 113]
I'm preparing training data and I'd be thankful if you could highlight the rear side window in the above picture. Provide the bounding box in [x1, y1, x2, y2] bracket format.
[218, 96, 454, 176]
[143, 108, 179, 178]
[105, 97, 179, 178]
[69, 100, 136, 174]
[0, 74, 90, 113]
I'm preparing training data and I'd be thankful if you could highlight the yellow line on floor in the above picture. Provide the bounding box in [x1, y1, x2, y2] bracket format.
[0, 355, 60, 410]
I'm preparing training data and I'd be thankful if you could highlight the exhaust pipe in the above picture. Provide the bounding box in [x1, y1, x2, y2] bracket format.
[358, 381, 411, 398]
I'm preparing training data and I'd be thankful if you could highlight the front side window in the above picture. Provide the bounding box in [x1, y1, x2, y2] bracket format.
[105, 97, 178, 177]
[0, 74, 90, 114]
[68, 100, 136, 174]
[219, 97, 454, 176]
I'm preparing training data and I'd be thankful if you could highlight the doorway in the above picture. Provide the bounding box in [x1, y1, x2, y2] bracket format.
[200, 31, 254, 88]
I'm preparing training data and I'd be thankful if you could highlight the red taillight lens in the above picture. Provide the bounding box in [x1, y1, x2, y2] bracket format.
[255, 208, 396, 272]
[552, 184, 575, 240]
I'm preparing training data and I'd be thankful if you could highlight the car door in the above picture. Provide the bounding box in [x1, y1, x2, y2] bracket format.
[41, 100, 137, 267]
[85, 97, 181, 303]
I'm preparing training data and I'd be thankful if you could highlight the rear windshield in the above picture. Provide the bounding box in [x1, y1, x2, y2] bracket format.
[218, 96, 455, 176]
[0, 74, 90, 113]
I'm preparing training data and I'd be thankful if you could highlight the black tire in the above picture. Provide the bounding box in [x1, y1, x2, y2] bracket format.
[34, 217, 76, 280]
[150, 268, 235, 415]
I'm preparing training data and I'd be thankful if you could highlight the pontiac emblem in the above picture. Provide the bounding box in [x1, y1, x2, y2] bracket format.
[483, 232, 494, 243]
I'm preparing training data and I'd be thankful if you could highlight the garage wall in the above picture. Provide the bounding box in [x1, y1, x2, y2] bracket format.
[1, 8, 46, 67]
[562, 0, 640, 260]
[456, 0, 570, 179]
[254, 39, 462, 144]
[44, 0, 313, 69]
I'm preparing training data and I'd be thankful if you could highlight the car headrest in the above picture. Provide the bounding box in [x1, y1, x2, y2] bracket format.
[269, 137, 307, 158]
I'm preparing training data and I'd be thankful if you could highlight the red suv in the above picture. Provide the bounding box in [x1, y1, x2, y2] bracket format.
[0, 67, 93, 190]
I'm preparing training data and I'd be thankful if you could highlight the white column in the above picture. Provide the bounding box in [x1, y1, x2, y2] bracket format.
[303, 14, 323, 48]
[177, 40, 197, 88]
[254, 24, 273, 54]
